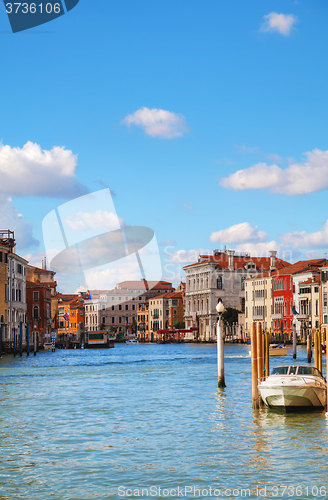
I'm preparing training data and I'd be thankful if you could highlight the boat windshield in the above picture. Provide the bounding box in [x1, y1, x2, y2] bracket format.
[271, 367, 289, 375]
[297, 366, 323, 377]
[271, 366, 324, 377]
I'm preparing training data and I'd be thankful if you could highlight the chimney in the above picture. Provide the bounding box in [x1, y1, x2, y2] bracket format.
[44, 256, 47, 270]
[227, 249, 235, 271]
[269, 250, 277, 271]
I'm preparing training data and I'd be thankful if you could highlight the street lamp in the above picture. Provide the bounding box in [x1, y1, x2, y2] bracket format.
[216, 301, 225, 388]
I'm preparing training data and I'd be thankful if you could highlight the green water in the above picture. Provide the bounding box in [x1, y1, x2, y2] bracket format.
[0, 344, 327, 499]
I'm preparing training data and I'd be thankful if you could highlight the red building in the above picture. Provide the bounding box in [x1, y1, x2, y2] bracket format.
[272, 274, 293, 334]
[26, 281, 52, 346]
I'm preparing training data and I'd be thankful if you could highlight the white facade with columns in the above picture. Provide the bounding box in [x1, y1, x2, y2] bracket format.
[183, 249, 286, 341]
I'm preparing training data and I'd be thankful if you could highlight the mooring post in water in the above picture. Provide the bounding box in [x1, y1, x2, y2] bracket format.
[26, 322, 29, 356]
[13, 328, 16, 357]
[216, 301, 225, 388]
[293, 321, 297, 360]
[314, 329, 318, 369]
[264, 330, 269, 380]
[257, 322, 264, 385]
[318, 330, 322, 374]
[19, 321, 23, 356]
[307, 331, 312, 364]
[251, 322, 259, 409]
[34, 324, 37, 356]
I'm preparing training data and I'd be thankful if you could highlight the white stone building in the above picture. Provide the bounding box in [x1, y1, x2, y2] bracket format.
[183, 250, 288, 341]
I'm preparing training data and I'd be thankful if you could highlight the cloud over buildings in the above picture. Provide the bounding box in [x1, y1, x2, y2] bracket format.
[220, 149, 328, 195]
[210, 222, 267, 244]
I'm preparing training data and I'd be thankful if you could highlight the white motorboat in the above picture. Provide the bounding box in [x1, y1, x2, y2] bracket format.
[125, 339, 139, 344]
[269, 344, 290, 356]
[258, 365, 327, 411]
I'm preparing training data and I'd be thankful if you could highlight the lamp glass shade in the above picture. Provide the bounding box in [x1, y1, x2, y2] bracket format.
[216, 302, 225, 314]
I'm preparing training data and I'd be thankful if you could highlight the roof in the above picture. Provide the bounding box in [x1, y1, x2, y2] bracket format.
[246, 259, 327, 281]
[183, 253, 290, 271]
[299, 275, 320, 286]
[271, 259, 327, 277]
[149, 291, 183, 300]
[116, 280, 173, 290]
[26, 281, 52, 289]
[28, 265, 56, 275]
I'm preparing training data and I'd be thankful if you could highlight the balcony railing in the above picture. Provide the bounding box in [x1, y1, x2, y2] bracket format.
[272, 313, 282, 319]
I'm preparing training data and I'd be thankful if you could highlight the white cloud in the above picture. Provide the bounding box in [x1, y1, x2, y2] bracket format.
[280, 220, 328, 248]
[210, 222, 267, 244]
[235, 241, 297, 263]
[0, 197, 38, 249]
[122, 107, 190, 139]
[220, 149, 328, 195]
[260, 12, 297, 36]
[0, 141, 86, 197]
[63, 211, 123, 231]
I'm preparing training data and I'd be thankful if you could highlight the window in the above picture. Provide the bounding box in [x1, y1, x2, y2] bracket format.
[112, 305, 115, 311]
[125, 304, 129, 310]
[17, 263, 22, 274]
[33, 306, 39, 320]
[4, 253, 8, 264]
[119, 317, 122, 323]
[241, 277, 246, 290]
[102, 317, 106, 324]
[324, 293, 327, 307]
[119, 304, 122, 310]
[0, 252, 2, 262]
[5, 284, 7, 302]
[132, 304, 135, 311]
[111, 317, 115, 324]
[245, 307, 248, 318]
[217, 276, 222, 290]
[33, 291, 39, 300]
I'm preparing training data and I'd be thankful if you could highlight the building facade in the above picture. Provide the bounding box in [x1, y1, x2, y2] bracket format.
[183, 249, 288, 341]
[26, 281, 52, 346]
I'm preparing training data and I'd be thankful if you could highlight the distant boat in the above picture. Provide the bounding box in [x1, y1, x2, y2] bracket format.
[126, 339, 139, 344]
[258, 365, 327, 411]
[269, 344, 289, 356]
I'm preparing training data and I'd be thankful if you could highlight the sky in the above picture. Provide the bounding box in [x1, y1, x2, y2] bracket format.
[0, 0, 328, 291]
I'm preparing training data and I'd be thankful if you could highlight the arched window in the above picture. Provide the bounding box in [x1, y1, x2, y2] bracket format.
[33, 306, 39, 320]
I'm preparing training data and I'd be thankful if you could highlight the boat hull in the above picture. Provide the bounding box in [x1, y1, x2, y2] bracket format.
[259, 383, 327, 410]
[269, 347, 289, 356]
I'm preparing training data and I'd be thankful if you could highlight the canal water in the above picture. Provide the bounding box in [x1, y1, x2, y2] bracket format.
[0, 344, 328, 499]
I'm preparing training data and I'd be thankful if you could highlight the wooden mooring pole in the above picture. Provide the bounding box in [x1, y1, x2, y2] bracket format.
[307, 332, 312, 364]
[293, 322, 297, 360]
[251, 322, 259, 409]
[264, 330, 269, 380]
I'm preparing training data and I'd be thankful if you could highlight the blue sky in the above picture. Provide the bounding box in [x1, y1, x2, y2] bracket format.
[0, 0, 328, 290]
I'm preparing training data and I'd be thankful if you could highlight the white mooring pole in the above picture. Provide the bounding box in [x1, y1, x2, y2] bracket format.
[216, 302, 225, 388]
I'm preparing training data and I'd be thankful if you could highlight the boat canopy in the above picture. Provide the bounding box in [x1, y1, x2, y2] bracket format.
[271, 366, 324, 377]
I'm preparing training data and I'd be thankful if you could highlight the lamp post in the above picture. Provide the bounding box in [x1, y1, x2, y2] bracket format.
[216, 301, 225, 388]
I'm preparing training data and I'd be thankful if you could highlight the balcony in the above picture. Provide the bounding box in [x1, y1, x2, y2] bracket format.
[297, 313, 309, 320]
[253, 314, 264, 321]
[272, 313, 282, 320]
